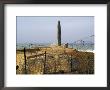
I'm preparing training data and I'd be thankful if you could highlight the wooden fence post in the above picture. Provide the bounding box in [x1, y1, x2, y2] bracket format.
[54, 59, 56, 73]
[70, 55, 73, 72]
[43, 51, 46, 74]
[24, 48, 27, 74]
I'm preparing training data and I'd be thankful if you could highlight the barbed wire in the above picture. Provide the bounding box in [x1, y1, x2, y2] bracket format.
[73, 35, 94, 44]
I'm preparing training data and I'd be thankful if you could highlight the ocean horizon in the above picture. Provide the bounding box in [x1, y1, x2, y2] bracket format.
[16, 43, 94, 52]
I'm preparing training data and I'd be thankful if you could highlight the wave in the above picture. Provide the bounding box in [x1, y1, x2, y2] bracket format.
[78, 49, 94, 53]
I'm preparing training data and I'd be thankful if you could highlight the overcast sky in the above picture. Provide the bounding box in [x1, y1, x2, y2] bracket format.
[17, 16, 94, 44]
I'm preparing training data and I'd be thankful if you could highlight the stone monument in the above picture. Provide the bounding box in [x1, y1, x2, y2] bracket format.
[57, 21, 61, 46]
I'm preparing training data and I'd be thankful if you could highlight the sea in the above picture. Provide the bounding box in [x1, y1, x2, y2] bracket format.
[16, 43, 94, 53]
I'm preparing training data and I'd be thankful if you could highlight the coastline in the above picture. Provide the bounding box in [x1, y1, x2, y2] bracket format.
[78, 50, 94, 53]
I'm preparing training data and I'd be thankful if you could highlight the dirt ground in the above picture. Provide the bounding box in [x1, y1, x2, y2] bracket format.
[16, 46, 94, 74]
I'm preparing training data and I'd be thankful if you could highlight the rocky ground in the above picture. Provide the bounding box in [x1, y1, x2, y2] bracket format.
[16, 46, 94, 74]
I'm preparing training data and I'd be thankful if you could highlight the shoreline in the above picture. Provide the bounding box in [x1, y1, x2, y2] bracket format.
[78, 50, 94, 53]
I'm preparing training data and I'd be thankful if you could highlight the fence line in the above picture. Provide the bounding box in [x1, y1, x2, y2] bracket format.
[16, 43, 94, 74]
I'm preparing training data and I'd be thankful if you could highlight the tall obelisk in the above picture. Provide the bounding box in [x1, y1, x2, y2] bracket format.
[57, 21, 61, 46]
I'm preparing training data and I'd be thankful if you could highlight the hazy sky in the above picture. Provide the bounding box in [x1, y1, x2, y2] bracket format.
[17, 16, 94, 44]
